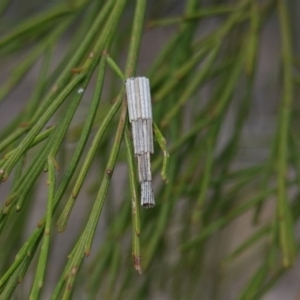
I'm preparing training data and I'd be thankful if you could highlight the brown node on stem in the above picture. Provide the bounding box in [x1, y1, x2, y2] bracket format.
[106, 169, 113, 176]
[17, 277, 23, 284]
[52, 158, 60, 171]
[146, 20, 155, 29]
[0, 169, 4, 180]
[85, 248, 91, 257]
[1, 172, 8, 182]
[71, 67, 83, 74]
[5, 193, 17, 206]
[71, 191, 78, 199]
[111, 96, 118, 104]
[175, 71, 184, 81]
[51, 85, 58, 93]
[46, 124, 55, 129]
[37, 221, 43, 228]
[132, 255, 142, 275]
[71, 266, 78, 276]
[19, 122, 31, 128]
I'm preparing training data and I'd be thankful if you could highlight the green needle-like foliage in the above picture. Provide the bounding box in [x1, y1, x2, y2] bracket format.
[0, 0, 299, 299]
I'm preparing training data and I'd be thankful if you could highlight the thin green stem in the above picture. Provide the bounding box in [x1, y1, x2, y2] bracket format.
[153, 122, 170, 183]
[148, 5, 238, 28]
[29, 156, 56, 300]
[276, 0, 296, 267]
[56, 57, 112, 231]
[106, 55, 125, 80]
[125, 128, 142, 274]
[0, 4, 79, 50]
[0, 74, 85, 181]
[0, 126, 55, 166]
